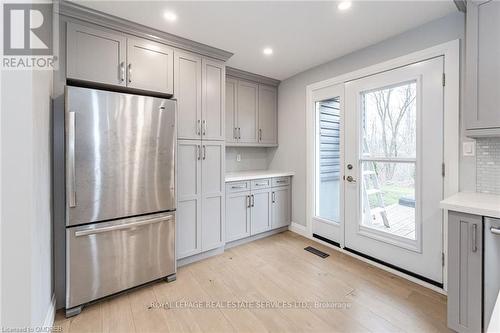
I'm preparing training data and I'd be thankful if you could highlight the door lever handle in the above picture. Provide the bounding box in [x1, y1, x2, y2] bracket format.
[346, 175, 356, 183]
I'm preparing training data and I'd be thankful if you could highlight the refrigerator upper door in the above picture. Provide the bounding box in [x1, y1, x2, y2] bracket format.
[66, 86, 176, 226]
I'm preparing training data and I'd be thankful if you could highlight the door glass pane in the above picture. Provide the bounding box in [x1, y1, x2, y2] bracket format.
[362, 81, 417, 159]
[316, 98, 341, 222]
[360, 162, 416, 240]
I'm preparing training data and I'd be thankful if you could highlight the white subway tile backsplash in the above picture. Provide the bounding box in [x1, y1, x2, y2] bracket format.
[476, 138, 500, 194]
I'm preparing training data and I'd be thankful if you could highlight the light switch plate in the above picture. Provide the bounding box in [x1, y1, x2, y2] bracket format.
[236, 153, 241, 162]
[463, 141, 475, 157]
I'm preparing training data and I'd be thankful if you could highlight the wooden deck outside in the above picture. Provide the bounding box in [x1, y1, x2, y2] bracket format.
[367, 204, 416, 240]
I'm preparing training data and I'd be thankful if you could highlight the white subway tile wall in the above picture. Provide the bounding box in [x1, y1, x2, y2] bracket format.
[476, 138, 500, 194]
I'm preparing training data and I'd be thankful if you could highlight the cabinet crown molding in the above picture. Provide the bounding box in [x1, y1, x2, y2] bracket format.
[226, 67, 280, 87]
[58, 0, 233, 62]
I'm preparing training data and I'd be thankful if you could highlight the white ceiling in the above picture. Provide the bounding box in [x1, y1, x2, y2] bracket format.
[74, 1, 457, 80]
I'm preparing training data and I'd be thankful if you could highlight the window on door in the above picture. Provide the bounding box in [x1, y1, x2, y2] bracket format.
[360, 81, 417, 241]
[315, 98, 341, 223]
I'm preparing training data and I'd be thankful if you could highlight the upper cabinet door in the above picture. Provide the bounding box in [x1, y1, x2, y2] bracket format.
[67, 23, 126, 86]
[202, 59, 225, 141]
[225, 78, 238, 143]
[258, 85, 278, 144]
[465, 0, 500, 133]
[126, 38, 174, 95]
[174, 50, 202, 140]
[237, 80, 259, 143]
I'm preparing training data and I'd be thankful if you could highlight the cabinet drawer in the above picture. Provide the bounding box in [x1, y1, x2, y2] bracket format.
[251, 178, 271, 189]
[226, 181, 251, 193]
[272, 177, 290, 187]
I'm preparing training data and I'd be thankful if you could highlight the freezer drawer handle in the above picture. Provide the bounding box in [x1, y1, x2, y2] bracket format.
[490, 227, 500, 235]
[74, 215, 172, 237]
[68, 111, 76, 208]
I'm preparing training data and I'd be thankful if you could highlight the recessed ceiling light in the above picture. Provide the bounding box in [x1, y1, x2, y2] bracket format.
[263, 48, 273, 55]
[337, 1, 352, 11]
[163, 11, 177, 22]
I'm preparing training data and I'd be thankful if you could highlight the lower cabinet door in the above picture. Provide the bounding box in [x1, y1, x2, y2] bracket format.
[272, 186, 291, 229]
[251, 189, 272, 235]
[226, 191, 251, 242]
[447, 211, 483, 333]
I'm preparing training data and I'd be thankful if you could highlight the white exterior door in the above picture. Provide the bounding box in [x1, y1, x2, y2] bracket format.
[310, 84, 344, 244]
[344, 57, 444, 284]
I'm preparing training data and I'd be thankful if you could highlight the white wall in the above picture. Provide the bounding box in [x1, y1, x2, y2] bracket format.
[0, 69, 53, 328]
[269, 12, 470, 226]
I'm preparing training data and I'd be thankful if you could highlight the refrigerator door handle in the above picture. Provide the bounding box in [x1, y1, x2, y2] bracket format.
[68, 111, 77, 208]
[74, 215, 172, 237]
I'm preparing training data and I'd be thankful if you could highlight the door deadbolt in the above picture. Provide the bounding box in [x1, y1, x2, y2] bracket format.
[347, 164, 353, 170]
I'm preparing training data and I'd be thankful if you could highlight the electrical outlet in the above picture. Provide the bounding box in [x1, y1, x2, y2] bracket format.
[236, 153, 241, 162]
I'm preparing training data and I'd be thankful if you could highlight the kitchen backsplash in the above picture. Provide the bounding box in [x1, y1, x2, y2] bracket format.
[226, 147, 272, 172]
[476, 138, 500, 194]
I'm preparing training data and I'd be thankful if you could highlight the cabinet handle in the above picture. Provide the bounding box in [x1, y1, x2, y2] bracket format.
[238, 127, 241, 139]
[231, 185, 246, 189]
[202, 145, 206, 160]
[202, 120, 207, 136]
[272, 192, 276, 203]
[128, 63, 132, 83]
[120, 62, 125, 82]
[196, 145, 200, 160]
[472, 224, 478, 252]
[259, 129, 262, 142]
[197, 120, 201, 136]
[251, 194, 255, 207]
[234, 127, 237, 139]
[247, 195, 251, 208]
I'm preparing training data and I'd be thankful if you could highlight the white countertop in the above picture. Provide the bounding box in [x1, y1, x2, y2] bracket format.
[225, 170, 295, 182]
[440, 192, 500, 219]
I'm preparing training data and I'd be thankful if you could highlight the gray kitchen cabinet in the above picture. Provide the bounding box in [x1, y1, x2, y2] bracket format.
[201, 141, 225, 251]
[251, 188, 272, 235]
[202, 59, 225, 141]
[237, 80, 259, 143]
[465, 0, 500, 136]
[127, 38, 174, 94]
[447, 211, 483, 333]
[67, 22, 127, 86]
[272, 185, 291, 229]
[258, 85, 278, 144]
[177, 140, 225, 258]
[67, 22, 174, 95]
[226, 191, 251, 242]
[177, 140, 202, 259]
[174, 51, 202, 140]
[225, 78, 238, 143]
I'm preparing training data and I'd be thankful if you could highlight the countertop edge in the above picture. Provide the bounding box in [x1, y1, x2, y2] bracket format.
[440, 192, 500, 219]
[225, 171, 295, 182]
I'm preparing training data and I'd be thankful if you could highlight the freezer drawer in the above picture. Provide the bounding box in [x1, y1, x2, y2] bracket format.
[66, 212, 175, 309]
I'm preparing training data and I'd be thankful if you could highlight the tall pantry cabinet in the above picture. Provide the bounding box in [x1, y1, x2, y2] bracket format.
[175, 51, 225, 259]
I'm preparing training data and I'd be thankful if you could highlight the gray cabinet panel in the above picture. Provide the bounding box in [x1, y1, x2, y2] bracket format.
[201, 141, 225, 251]
[465, 0, 500, 135]
[202, 59, 225, 141]
[174, 51, 202, 140]
[177, 140, 202, 259]
[225, 78, 238, 143]
[67, 22, 126, 86]
[251, 189, 272, 235]
[447, 211, 482, 333]
[226, 191, 251, 242]
[237, 80, 259, 143]
[272, 186, 291, 229]
[258, 85, 278, 144]
[127, 38, 174, 94]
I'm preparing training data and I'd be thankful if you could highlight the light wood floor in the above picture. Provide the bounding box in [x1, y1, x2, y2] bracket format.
[54, 231, 449, 333]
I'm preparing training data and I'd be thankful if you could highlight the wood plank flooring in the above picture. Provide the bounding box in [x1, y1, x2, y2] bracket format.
[54, 231, 449, 333]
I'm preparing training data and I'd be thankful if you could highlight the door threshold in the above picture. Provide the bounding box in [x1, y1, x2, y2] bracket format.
[343, 247, 443, 289]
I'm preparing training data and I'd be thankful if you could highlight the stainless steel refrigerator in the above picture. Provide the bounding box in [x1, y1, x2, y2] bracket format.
[64, 86, 176, 316]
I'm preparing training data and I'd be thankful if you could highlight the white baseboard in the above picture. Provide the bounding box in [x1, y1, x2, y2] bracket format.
[43, 294, 56, 328]
[288, 221, 307, 237]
